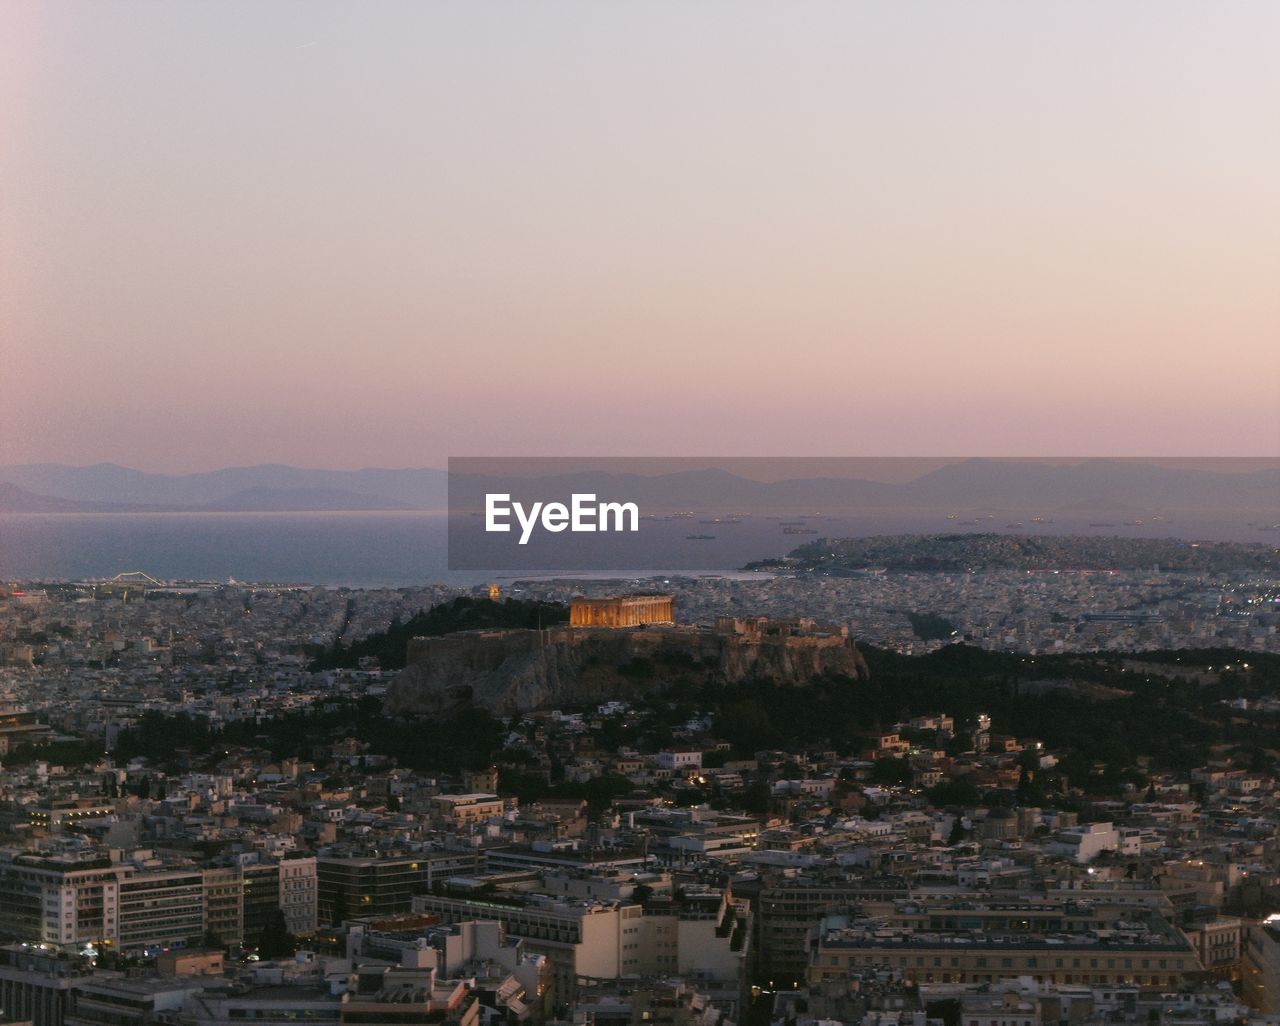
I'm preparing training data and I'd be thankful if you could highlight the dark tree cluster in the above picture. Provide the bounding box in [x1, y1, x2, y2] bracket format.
[309, 596, 569, 670]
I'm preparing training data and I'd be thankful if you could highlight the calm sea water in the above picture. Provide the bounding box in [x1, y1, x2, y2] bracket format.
[0, 511, 1270, 587]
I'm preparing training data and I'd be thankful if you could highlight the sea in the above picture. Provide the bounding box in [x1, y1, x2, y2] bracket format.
[0, 510, 1273, 589]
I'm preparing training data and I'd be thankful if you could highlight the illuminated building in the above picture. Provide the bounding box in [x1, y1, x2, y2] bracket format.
[569, 595, 674, 628]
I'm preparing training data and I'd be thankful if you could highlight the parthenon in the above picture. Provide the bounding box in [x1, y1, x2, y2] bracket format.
[569, 594, 675, 628]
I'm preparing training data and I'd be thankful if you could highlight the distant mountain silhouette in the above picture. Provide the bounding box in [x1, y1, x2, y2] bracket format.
[901, 458, 1278, 510]
[0, 464, 447, 510]
[449, 459, 1278, 516]
[1, 459, 1274, 517]
[0, 482, 148, 513]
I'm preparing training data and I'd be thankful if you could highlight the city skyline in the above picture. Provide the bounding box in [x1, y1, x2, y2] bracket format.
[3, 7, 1280, 1018]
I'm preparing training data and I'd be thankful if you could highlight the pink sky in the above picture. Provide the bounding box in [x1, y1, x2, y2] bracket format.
[2, 2, 1277, 472]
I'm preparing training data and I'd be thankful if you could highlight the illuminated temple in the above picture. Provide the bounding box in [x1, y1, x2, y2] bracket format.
[569, 594, 674, 628]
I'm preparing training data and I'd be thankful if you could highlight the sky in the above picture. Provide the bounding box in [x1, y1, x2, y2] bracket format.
[2, 2, 1278, 472]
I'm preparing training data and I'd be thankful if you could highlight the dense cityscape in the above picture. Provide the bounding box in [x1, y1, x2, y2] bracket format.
[5, 3, 1278, 1026]
[0, 531, 1277, 1026]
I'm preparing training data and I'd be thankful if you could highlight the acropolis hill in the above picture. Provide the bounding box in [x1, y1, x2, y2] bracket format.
[384, 598, 870, 716]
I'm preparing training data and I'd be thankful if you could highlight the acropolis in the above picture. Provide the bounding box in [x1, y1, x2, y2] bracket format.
[568, 594, 674, 628]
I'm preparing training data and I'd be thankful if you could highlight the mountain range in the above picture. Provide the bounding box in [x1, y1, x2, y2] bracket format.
[448, 460, 1279, 517]
[0, 459, 1275, 516]
[0, 464, 447, 512]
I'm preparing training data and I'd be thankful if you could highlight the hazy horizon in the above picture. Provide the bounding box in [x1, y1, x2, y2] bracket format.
[3, 455, 1279, 486]
[4, 2, 1278, 471]
[4, 458, 1280, 482]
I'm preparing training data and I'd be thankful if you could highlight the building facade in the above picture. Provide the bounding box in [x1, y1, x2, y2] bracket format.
[569, 596, 674, 628]
[317, 852, 479, 926]
[0, 848, 318, 955]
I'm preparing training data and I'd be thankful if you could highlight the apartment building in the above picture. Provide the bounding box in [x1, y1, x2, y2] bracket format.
[0, 945, 88, 1026]
[428, 794, 504, 829]
[756, 878, 910, 986]
[316, 852, 479, 926]
[412, 892, 642, 1006]
[808, 897, 1203, 992]
[412, 884, 750, 1014]
[0, 847, 318, 955]
[1244, 918, 1280, 1013]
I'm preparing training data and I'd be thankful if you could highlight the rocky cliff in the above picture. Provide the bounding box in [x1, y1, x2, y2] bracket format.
[384, 624, 869, 716]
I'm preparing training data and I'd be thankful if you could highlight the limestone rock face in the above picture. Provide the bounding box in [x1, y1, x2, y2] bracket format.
[384, 624, 869, 717]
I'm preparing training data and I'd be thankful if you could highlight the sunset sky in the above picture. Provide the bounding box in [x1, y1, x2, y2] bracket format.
[3, 2, 1277, 472]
